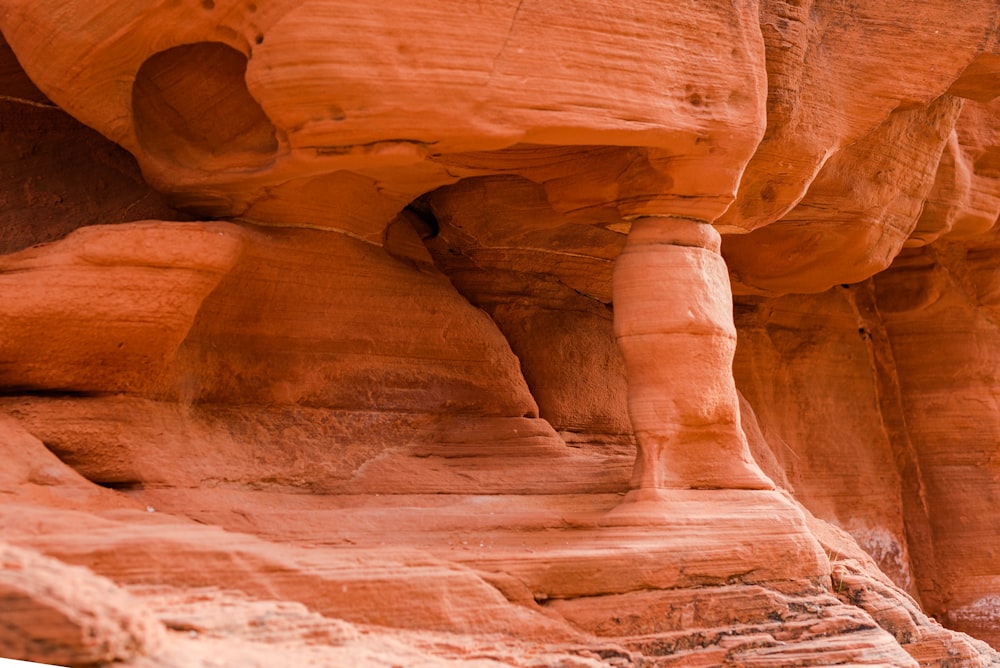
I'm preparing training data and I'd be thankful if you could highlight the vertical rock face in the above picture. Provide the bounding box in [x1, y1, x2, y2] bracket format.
[872, 240, 1000, 644]
[726, 73, 1000, 649]
[2, 1, 1000, 666]
[0, 35, 189, 254]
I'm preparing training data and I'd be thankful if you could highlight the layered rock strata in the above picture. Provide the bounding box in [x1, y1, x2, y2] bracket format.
[1, 1, 1000, 666]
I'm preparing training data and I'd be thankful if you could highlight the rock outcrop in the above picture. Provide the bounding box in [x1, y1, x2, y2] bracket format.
[2, 1, 1000, 666]
[0, 540, 164, 666]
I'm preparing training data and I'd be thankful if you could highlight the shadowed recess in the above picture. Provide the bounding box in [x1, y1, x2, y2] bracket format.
[132, 41, 277, 170]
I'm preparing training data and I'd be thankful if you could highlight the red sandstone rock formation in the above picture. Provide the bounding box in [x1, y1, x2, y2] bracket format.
[2, 1, 1000, 666]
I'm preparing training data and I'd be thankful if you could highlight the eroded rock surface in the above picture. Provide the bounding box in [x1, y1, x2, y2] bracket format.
[2, 1, 1000, 666]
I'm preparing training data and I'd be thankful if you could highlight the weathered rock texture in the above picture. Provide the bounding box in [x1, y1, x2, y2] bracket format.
[2, 1, 1000, 666]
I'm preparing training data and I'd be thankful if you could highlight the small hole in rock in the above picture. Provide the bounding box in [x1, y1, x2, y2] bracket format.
[404, 196, 439, 239]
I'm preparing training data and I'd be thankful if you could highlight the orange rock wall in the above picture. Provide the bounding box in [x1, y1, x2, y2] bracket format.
[3, 1, 1000, 666]
[729, 61, 1000, 649]
[0, 36, 187, 254]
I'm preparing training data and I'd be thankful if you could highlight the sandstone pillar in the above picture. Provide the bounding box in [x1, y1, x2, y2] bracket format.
[613, 217, 773, 491]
